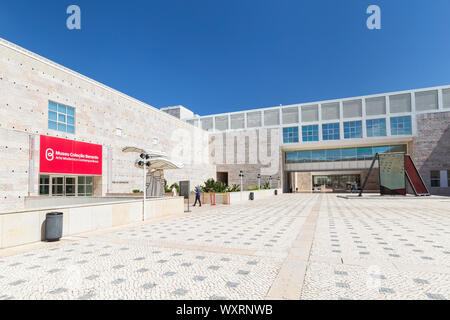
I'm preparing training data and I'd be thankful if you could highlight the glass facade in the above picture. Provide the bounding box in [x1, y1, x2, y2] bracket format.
[313, 174, 361, 190]
[286, 145, 407, 164]
[322, 123, 340, 140]
[390, 116, 412, 135]
[39, 175, 93, 196]
[48, 101, 75, 134]
[343, 121, 363, 139]
[366, 118, 387, 137]
[302, 125, 319, 142]
[283, 127, 299, 143]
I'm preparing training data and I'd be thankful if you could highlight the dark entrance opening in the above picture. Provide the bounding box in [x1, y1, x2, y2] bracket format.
[217, 172, 229, 185]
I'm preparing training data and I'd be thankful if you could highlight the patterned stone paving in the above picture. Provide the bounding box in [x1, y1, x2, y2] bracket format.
[301, 195, 450, 300]
[0, 195, 313, 300]
[0, 194, 449, 300]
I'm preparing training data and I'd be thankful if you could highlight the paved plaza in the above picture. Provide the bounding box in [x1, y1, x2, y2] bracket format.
[0, 194, 449, 300]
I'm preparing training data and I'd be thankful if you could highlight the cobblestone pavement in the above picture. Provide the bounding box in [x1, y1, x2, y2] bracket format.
[0, 194, 449, 300]
[302, 195, 450, 300]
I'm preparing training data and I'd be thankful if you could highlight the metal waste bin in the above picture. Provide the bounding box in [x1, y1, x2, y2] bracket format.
[274, 190, 278, 196]
[46, 212, 63, 241]
[249, 192, 255, 200]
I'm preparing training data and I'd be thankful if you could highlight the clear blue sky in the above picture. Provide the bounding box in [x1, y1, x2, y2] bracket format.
[1, 0, 449, 116]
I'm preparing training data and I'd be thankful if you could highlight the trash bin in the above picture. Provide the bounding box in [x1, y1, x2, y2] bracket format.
[249, 192, 255, 200]
[46, 212, 63, 241]
[274, 190, 278, 196]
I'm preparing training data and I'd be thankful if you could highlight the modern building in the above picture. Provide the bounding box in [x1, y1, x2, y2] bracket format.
[182, 85, 450, 196]
[0, 37, 449, 212]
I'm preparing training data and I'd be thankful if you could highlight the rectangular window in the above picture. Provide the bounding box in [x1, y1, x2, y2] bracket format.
[78, 176, 94, 196]
[283, 127, 299, 143]
[322, 123, 340, 140]
[430, 171, 440, 187]
[390, 116, 412, 135]
[302, 125, 319, 142]
[366, 119, 387, 137]
[344, 121, 363, 139]
[48, 101, 75, 134]
[39, 175, 50, 195]
[285, 145, 406, 164]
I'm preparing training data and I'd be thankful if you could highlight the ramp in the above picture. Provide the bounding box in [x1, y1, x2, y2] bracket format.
[404, 155, 430, 196]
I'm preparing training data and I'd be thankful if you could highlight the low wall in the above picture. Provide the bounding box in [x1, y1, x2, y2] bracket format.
[24, 196, 147, 209]
[0, 197, 184, 249]
[228, 189, 282, 204]
[202, 189, 282, 205]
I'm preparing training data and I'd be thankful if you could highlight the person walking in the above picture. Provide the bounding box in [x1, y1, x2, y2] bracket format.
[193, 186, 201, 207]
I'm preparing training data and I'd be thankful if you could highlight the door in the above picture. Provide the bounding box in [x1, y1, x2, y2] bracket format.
[65, 176, 77, 197]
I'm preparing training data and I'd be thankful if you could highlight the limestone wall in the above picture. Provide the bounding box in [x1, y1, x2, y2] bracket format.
[0, 39, 215, 212]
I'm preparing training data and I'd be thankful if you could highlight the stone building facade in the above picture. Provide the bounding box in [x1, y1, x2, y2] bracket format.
[0, 39, 216, 212]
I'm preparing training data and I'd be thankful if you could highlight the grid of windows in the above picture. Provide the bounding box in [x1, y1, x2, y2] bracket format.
[283, 127, 299, 143]
[322, 123, 340, 140]
[390, 116, 412, 135]
[48, 101, 75, 134]
[366, 119, 387, 137]
[286, 145, 406, 164]
[39, 175, 93, 196]
[343, 121, 362, 139]
[302, 125, 319, 142]
[430, 171, 440, 187]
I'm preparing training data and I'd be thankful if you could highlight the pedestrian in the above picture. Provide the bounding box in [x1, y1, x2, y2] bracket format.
[172, 185, 177, 197]
[193, 186, 201, 207]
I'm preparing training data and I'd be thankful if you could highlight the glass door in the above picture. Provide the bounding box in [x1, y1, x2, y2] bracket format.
[65, 176, 77, 197]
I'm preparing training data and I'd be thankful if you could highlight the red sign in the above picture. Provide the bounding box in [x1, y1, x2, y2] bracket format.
[40, 135, 102, 175]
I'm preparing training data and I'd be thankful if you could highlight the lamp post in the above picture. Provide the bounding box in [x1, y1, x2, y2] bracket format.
[257, 173, 261, 189]
[239, 170, 244, 192]
[277, 176, 281, 189]
[138, 153, 151, 220]
[269, 176, 272, 189]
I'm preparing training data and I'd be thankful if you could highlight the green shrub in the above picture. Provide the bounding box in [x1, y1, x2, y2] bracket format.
[262, 181, 271, 190]
[247, 186, 260, 191]
[227, 184, 241, 192]
[132, 189, 142, 193]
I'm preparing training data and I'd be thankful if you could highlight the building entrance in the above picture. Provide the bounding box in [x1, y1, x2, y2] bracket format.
[312, 174, 361, 192]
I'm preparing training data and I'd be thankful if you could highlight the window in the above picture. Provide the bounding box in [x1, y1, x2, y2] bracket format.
[366, 119, 387, 137]
[302, 125, 319, 142]
[415, 90, 438, 112]
[48, 101, 75, 134]
[431, 171, 440, 187]
[366, 96, 386, 116]
[344, 121, 362, 139]
[78, 176, 94, 196]
[39, 175, 93, 196]
[390, 116, 412, 135]
[283, 127, 299, 143]
[39, 175, 50, 195]
[389, 94, 411, 113]
[343, 100, 362, 118]
[322, 123, 340, 140]
[285, 145, 406, 164]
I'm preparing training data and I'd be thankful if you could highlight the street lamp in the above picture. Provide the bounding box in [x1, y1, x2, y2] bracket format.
[277, 176, 281, 188]
[269, 176, 272, 189]
[257, 173, 261, 189]
[137, 153, 151, 220]
[239, 170, 244, 192]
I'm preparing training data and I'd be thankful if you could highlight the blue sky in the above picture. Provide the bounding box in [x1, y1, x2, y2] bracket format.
[1, 0, 449, 116]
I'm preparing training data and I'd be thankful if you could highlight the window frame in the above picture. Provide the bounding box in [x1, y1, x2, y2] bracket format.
[48, 101, 76, 134]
